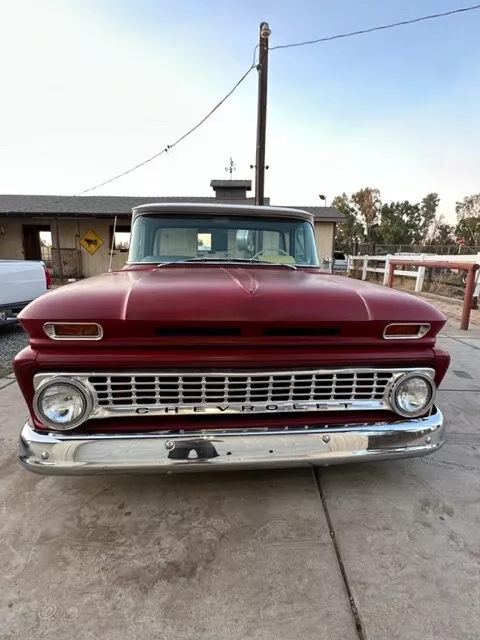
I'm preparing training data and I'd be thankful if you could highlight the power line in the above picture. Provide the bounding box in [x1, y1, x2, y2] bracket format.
[270, 3, 480, 50]
[6, 62, 255, 215]
[75, 63, 256, 196]
[8, 5, 478, 211]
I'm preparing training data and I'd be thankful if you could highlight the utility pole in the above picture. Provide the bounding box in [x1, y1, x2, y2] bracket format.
[255, 21, 271, 206]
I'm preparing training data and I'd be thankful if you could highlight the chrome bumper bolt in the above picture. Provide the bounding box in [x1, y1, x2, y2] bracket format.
[425, 436, 432, 444]
[322, 435, 330, 443]
[41, 452, 49, 460]
[164, 440, 175, 451]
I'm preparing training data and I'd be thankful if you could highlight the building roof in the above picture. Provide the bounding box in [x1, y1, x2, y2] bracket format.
[210, 180, 252, 189]
[0, 194, 343, 222]
[294, 206, 345, 222]
[0, 195, 256, 217]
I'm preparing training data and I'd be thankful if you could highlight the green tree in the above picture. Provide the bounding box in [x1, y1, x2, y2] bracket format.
[378, 201, 422, 245]
[332, 188, 450, 253]
[455, 194, 480, 245]
[351, 188, 382, 241]
[425, 214, 455, 246]
[332, 193, 364, 253]
[420, 193, 440, 242]
[434, 223, 456, 245]
[456, 217, 480, 246]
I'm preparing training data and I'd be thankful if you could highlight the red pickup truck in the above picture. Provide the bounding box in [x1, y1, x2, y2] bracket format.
[14, 203, 450, 475]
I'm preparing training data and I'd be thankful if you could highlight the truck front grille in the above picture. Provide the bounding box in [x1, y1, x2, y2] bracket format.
[34, 367, 435, 421]
[87, 370, 394, 409]
[32, 367, 437, 424]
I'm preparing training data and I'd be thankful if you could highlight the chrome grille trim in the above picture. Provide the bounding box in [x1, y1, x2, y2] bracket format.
[88, 371, 393, 405]
[33, 367, 436, 421]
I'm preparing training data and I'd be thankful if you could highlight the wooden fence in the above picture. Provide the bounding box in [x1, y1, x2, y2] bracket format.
[347, 253, 480, 298]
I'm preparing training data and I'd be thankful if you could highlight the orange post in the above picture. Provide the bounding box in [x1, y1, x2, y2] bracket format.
[387, 259, 479, 331]
[463, 265, 479, 330]
[387, 262, 395, 288]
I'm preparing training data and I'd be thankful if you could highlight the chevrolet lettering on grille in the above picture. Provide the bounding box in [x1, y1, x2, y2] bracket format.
[134, 401, 358, 415]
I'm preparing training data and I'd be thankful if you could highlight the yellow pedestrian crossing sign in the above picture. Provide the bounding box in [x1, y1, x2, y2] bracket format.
[80, 230, 103, 255]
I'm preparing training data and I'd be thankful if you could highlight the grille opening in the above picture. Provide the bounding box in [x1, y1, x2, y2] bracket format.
[87, 369, 396, 410]
[263, 327, 341, 337]
[154, 327, 240, 337]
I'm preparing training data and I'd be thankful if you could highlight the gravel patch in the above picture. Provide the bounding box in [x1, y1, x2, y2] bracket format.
[0, 323, 28, 377]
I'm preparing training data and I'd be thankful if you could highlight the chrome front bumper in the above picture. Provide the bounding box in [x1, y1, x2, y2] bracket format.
[18, 407, 445, 475]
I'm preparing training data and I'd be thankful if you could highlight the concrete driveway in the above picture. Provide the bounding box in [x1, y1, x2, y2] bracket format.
[0, 325, 479, 640]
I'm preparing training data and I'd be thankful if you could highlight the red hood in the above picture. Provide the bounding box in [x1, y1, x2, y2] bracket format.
[19, 265, 446, 344]
[20, 265, 445, 322]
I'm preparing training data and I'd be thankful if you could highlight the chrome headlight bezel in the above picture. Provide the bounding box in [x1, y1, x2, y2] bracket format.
[389, 372, 436, 418]
[33, 377, 94, 430]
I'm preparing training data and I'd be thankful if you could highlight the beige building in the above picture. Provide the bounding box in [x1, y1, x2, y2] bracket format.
[0, 180, 343, 279]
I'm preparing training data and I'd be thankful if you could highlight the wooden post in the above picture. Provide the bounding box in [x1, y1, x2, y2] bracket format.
[383, 255, 391, 285]
[387, 261, 395, 288]
[415, 255, 426, 292]
[362, 255, 368, 280]
[254, 22, 270, 206]
[54, 217, 63, 282]
[462, 265, 479, 330]
[473, 252, 480, 310]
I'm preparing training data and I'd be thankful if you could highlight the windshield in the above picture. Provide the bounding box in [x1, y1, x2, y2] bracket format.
[128, 214, 319, 266]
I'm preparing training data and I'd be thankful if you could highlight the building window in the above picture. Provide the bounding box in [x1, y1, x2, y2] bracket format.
[109, 225, 131, 253]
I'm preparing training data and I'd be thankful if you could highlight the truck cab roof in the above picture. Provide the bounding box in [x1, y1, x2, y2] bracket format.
[131, 202, 314, 223]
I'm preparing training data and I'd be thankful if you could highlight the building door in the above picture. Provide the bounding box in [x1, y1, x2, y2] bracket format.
[22, 225, 51, 261]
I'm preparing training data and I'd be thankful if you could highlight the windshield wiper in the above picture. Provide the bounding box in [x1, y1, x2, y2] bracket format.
[158, 258, 297, 270]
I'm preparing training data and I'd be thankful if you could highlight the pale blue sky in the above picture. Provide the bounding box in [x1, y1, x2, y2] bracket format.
[1, 0, 479, 220]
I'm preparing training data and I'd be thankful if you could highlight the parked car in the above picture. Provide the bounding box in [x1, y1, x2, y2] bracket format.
[14, 203, 449, 475]
[333, 251, 348, 272]
[0, 260, 50, 326]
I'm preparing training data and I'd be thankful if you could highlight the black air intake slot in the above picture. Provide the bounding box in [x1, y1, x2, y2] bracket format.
[154, 327, 241, 337]
[263, 327, 341, 337]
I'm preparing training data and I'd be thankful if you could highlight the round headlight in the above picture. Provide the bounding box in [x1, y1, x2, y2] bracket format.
[391, 374, 435, 418]
[34, 380, 92, 430]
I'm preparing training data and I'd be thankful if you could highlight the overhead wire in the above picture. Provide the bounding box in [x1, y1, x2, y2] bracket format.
[75, 63, 256, 196]
[67, 4, 480, 199]
[6, 4, 480, 210]
[270, 3, 480, 50]
[6, 62, 256, 213]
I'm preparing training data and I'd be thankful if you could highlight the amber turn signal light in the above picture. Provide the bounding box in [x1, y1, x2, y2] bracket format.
[43, 323, 104, 340]
[383, 323, 430, 339]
